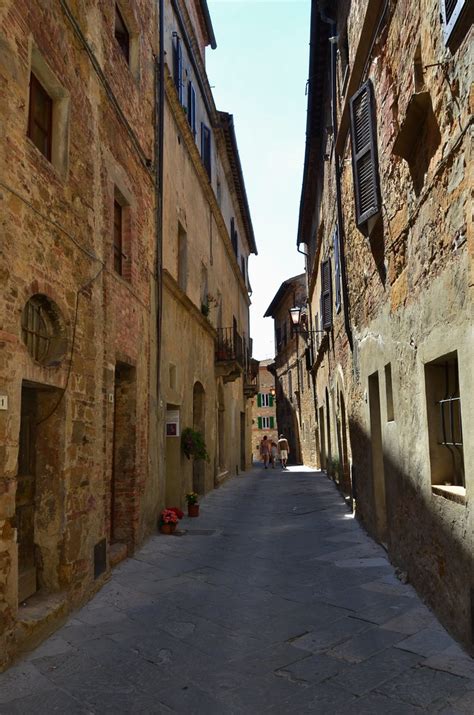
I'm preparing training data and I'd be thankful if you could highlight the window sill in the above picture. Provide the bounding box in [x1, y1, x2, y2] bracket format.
[432, 485, 466, 505]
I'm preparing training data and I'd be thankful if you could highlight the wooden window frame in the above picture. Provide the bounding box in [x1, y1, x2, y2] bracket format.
[349, 79, 381, 231]
[28, 73, 53, 161]
[440, 0, 472, 46]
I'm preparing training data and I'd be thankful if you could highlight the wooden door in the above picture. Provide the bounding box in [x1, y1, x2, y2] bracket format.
[16, 388, 37, 602]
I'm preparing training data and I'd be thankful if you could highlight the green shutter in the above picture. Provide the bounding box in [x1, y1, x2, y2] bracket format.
[269, 394, 274, 407]
[270, 416, 274, 429]
[257, 394, 262, 407]
[257, 417, 262, 429]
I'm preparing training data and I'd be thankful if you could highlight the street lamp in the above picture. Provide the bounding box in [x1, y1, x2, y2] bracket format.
[289, 303, 325, 341]
[289, 306, 302, 329]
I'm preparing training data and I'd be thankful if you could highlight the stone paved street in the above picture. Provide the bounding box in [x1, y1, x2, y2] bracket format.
[1, 466, 473, 714]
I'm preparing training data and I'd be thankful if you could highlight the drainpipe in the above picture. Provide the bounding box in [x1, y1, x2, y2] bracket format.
[155, 0, 165, 459]
[320, 6, 353, 352]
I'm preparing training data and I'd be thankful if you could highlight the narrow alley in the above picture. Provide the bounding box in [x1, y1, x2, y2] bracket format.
[1, 468, 472, 714]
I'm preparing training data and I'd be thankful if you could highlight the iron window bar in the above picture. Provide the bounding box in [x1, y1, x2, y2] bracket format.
[436, 360, 464, 487]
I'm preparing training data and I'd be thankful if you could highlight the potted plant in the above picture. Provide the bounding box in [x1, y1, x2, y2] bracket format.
[181, 427, 210, 462]
[185, 491, 200, 517]
[159, 508, 180, 534]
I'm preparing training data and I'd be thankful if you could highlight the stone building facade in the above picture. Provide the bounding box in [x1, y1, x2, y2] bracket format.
[298, 0, 473, 653]
[161, 0, 258, 507]
[251, 359, 277, 462]
[0, 0, 257, 668]
[0, 0, 160, 666]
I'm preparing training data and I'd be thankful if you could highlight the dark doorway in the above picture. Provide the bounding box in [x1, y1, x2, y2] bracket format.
[368, 371, 387, 541]
[193, 381, 205, 494]
[16, 387, 38, 602]
[240, 411, 246, 471]
[111, 363, 136, 547]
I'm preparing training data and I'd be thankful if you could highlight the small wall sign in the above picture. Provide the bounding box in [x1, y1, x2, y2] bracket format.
[166, 409, 180, 437]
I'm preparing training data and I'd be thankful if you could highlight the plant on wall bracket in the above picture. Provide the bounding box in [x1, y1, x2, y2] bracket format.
[200, 292, 219, 318]
[181, 427, 210, 462]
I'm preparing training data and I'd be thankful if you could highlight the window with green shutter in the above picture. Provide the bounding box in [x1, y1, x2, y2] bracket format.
[321, 259, 332, 331]
[257, 417, 262, 429]
[269, 394, 274, 407]
[270, 416, 275, 429]
[257, 393, 262, 407]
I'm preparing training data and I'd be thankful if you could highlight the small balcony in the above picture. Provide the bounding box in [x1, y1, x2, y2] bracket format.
[215, 327, 244, 383]
[244, 358, 259, 398]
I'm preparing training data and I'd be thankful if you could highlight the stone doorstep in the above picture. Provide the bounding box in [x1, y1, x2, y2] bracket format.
[109, 542, 128, 568]
[12, 592, 69, 667]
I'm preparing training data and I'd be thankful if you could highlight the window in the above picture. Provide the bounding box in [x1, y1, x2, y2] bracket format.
[241, 256, 246, 283]
[27, 48, 70, 177]
[28, 74, 53, 161]
[201, 123, 211, 179]
[230, 218, 238, 257]
[257, 416, 274, 430]
[424, 353, 464, 490]
[288, 370, 293, 401]
[349, 80, 381, 233]
[385, 363, 395, 422]
[115, 4, 130, 63]
[187, 81, 196, 137]
[173, 35, 183, 104]
[333, 227, 341, 314]
[21, 294, 66, 366]
[440, 0, 473, 46]
[178, 223, 187, 292]
[113, 200, 125, 275]
[321, 259, 332, 331]
[257, 393, 273, 408]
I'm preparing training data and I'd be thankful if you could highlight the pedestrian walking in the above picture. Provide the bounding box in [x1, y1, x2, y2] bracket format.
[278, 434, 290, 469]
[259, 435, 271, 469]
[270, 441, 278, 468]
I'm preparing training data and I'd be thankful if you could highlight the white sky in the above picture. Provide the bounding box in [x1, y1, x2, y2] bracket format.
[207, 0, 311, 360]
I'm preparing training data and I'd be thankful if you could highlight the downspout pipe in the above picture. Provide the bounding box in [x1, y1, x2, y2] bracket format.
[320, 7, 353, 352]
[155, 0, 165, 449]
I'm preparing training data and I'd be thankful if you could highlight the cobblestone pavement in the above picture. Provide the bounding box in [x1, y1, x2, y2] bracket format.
[1, 466, 473, 714]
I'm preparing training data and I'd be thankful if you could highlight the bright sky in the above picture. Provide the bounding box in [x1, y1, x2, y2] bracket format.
[207, 0, 310, 361]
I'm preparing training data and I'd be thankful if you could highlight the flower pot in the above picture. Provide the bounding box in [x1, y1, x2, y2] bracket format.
[187, 503, 200, 518]
[160, 523, 176, 535]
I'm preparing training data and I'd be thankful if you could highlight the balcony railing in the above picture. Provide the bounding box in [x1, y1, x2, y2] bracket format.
[215, 327, 244, 366]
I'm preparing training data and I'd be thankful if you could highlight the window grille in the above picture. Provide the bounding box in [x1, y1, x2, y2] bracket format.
[21, 295, 65, 366]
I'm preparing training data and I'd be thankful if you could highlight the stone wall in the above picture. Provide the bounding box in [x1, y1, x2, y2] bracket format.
[302, 0, 473, 653]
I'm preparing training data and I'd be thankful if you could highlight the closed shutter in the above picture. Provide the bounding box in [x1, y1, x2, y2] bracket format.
[270, 416, 275, 429]
[187, 81, 196, 136]
[201, 123, 211, 180]
[349, 80, 381, 229]
[333, 226, 341, 313]
[257, 393, 262, 408]
[269, 394, 274, 407]
[257, 417, 262, 429]
[321, 259, 332, 331]
[174, 37, 183, 103]
[441, 0, 471, 44]
[305, 346, 313, 371]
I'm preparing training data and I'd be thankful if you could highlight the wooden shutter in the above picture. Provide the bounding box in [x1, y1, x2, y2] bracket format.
[305, 346, 313, 371]
[187, 81, 196, 136]
[174, 37, 183, 103]
[441, 0, 471, 44]
[201, 123, 211, 180]
[270, 416, 275, 429]
[321, 259, 332, 331]
[257, 417, 262, 429]
[333, 227, 341, 313]
[349, 80, 381, 229]
[269, 394, 274, 407]
[257, 393, 262, 407]
[28, 74, 53, 161]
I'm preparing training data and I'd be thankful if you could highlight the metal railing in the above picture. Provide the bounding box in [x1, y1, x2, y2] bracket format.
[215, 327, 244, 366]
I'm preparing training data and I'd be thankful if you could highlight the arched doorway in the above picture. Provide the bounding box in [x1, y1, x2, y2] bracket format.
[193, 382, 206, 494]
[325, 387, 332, 465]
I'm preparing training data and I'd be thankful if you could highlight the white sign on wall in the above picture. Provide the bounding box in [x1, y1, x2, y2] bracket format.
[166, 409, 180, 437]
